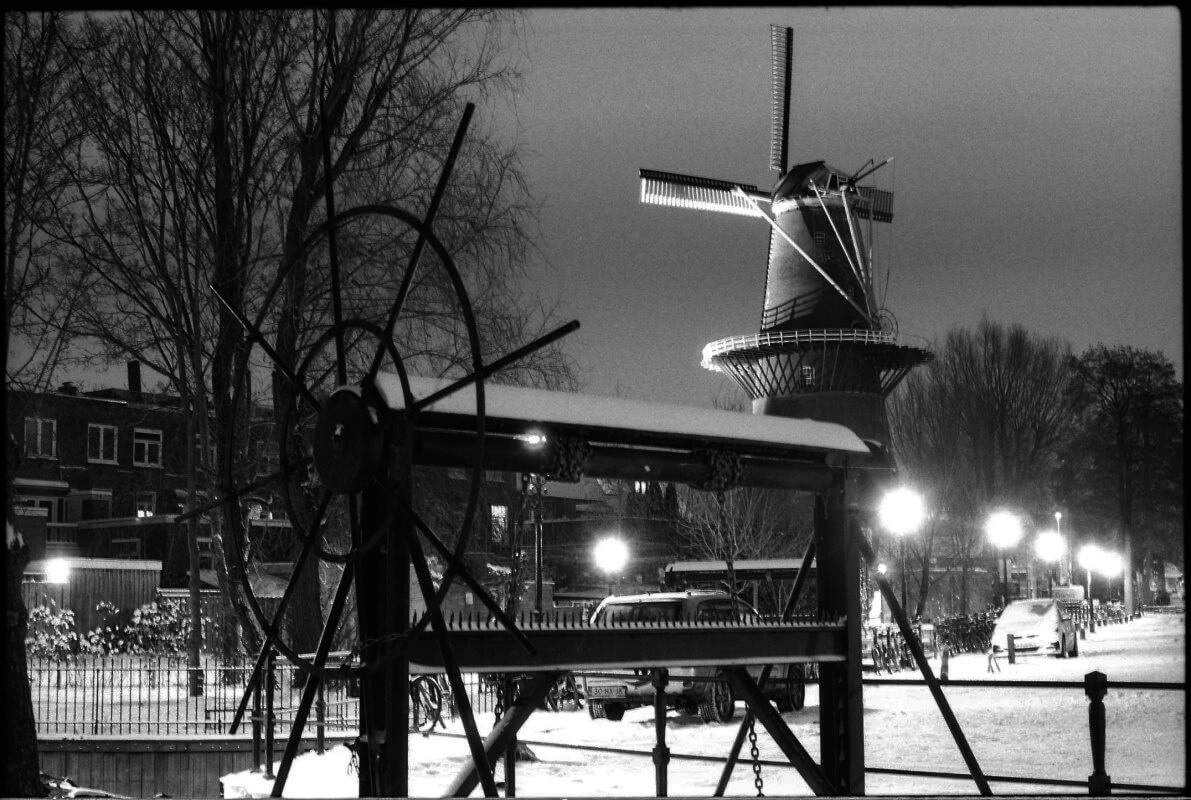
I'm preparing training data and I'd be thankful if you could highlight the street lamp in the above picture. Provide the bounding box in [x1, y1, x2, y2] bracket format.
[1054, 511, 1069, 584]
[1100, 551, 1123, 602]
[45, 558, 70, 584]
[593, 537, 629, 596]
[1078, 543, 1104, 632]
[1034, 531, 1065, 597]
[878, 487, 925, 612]
[985, 511, 1023, 608]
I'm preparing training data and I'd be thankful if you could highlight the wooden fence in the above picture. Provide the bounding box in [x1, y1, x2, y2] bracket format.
[22, 559, 162, 633]
[38, 734, 350, 798]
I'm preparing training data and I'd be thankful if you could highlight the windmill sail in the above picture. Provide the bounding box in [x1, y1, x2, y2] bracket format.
[770, 25, 793, 173]
[639, 169, 768, 218]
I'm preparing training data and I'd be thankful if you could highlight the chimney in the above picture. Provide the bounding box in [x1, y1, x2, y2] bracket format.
[127, 360, 142, 394]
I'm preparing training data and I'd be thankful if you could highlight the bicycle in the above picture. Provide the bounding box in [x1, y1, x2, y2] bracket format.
[409, 674, 446, 732]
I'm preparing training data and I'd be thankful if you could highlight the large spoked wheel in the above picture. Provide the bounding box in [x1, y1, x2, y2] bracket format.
[220, 204, 489, 683]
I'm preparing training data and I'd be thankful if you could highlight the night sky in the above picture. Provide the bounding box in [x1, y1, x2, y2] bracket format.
[502, 7, 1182, 406]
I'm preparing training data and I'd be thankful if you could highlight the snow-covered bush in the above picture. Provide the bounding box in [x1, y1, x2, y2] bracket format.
[25, 600, 79, 659]
[80, 599, 201, 655]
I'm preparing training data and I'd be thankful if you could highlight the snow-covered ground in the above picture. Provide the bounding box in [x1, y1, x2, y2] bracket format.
[221, 612, 1185, 796]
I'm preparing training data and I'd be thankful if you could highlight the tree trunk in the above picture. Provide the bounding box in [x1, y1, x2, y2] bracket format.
[5, 522, 43, 796]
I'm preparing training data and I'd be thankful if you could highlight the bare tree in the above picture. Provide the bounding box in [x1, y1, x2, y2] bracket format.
[1060, 345, 1183, 612]
[887, 317, 1079, 615]
[54, 10, 573, 661]
[3, 12, 94, 792]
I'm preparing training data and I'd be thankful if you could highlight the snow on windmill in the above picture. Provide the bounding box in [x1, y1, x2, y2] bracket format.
[640, 25, 932, 449]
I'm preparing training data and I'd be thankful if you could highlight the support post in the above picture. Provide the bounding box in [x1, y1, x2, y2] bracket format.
[1085, 671, 1111, 795]
[264, 648, 275, 779]
[653, 668, 670, 796]
[251, 668, 262, 772]
[1007, 634, 1016, 665]
[316, 679, 326, 755]
[815, 478, 864, 795]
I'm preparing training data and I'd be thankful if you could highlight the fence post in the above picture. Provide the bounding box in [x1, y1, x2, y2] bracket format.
[1085, 671, 1111, 795]
[265, 648, 276, 780]
[940, 648, 949, 683]
[316, 679, 326, 755]
[252, 661, 263, 772]
[1006, 634, 1016, 665]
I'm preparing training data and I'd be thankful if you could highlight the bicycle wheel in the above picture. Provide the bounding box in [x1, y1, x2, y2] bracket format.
[410, 675, 443, 733]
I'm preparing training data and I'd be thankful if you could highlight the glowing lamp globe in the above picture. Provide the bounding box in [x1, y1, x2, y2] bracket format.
[878, 487, 925, 537]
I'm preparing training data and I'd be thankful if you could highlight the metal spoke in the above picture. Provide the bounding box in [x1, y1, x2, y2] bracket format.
[411, 319, 580, 412]
[364, 103, 475, 390]
[404, 503, 535, 654]
[175, 457, 311, 525]
[408, 533, 500, 798]
[270, 560, 357, 797]
[209, 283, 322, 411]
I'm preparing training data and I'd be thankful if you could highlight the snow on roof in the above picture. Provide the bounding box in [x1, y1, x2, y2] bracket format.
[373, 374, 869, 454]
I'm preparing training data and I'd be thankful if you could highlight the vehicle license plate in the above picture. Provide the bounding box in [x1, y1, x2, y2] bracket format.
[587, 685, 627, 699]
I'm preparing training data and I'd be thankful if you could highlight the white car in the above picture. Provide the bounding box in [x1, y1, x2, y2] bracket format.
[990, 598, 1078, 657]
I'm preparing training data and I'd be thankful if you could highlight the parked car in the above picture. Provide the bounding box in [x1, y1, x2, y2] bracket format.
[990, 598, 1078, 658]
[578, 590, 808, 723]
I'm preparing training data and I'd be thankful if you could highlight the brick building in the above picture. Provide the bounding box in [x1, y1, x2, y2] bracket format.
[9, 362, 214, 588]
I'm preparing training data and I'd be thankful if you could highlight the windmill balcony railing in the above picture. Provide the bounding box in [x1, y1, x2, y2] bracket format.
[702, 328, 898, 369]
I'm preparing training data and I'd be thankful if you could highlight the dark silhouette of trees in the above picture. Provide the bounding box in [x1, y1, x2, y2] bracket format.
[887, 318, 1079, 616]
[1058, 345, 1183, 610]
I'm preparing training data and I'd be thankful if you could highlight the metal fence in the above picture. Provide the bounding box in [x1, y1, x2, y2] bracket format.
[28, 655, 499, 736]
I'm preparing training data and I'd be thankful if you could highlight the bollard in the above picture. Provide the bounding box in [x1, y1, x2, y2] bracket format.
[1079, 624, 1086, 640]
[1006, 634, 1016, 665]
[940, 648, 950, 683]
[653, 668, 670, 797]
[1085, 671, 1111, 795]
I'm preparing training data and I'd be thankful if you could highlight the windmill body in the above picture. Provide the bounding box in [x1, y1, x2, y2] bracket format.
[640, 27, 930, 449]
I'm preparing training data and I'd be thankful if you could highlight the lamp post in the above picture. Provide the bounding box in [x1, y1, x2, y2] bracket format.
[1055, 511, 1068, 584]
[1034, 531, 1065, 597]
[986, 511, 1023, 608]
[1078, 544, 1104, 632]
[878, 487, 925, 614]
[594, 537, 629, 597]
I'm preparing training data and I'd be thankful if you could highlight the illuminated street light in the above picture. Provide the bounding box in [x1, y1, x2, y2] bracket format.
[1034, 531, 1065, 596]
[46, 558, 70, 584]
[985, 511, 1023, 607]
[878, 487, 925, 613]
[593, 537, 629, 596]
[1078, 544, 1106, 632]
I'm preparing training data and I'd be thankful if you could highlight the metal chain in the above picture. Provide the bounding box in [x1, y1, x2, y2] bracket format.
[696, 449, 743, 493]
[546, 436, 591, 482]
[748, 715, 764, 796]
[493, 675, 504, 723]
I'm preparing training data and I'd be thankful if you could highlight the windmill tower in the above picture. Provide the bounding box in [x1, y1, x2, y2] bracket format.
[640, 26, 932, 449]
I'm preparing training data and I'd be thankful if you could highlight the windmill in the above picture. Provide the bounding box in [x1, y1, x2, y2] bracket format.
[640, 25, 932, 448]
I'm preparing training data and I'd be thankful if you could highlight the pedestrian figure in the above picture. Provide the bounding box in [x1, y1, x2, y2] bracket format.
[986, 649, 1000, 673]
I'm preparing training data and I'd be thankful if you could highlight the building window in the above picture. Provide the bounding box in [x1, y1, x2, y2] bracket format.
[813, 229, 826, 248]
[491, 504, 508, 544]
[88, 424, 118, 464]
[24, 417, 57, 458]
[633, 481, 648, 494]
[801, 365, 816, 388]
[15, 496, 62, 523]
[255, 439, 279, 478]
[133, 428, 163, 467]
[194, 433, 217, 467]
[135, 492, 157, 517]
